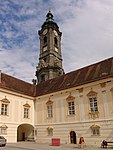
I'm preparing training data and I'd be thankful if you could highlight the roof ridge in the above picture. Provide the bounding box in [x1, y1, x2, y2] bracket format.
[65, 56, 113, 75]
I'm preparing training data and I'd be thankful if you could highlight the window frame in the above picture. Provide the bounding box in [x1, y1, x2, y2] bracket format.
[46, 99, 53, 119]
[0, 97, 10, 116]
[24, 107, 29, 119]
[1, 103, 8, 115]
[91, 125, 100, 136]
[1, 128, 7, 135]
[68, 101, 75, 115]
[89, 96, 98, 113]
[0, 124, 8, 135]
[66, 94, 75, 116]
[47, 105, 53, 118]
[23, 102, 30, 119]
[47, 127, 53, 136]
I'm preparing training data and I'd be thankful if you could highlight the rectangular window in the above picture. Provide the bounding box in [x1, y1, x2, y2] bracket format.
[68, 101, 75, 115]
[47, 105, 53, 118]
[1, 128, 7, 135]
[24, 108, 29, 118]
[92, 128, 100, 135]
[47, 129, 53, 136]
[89, 97, 98, 112]
[1, 104, 8, 115]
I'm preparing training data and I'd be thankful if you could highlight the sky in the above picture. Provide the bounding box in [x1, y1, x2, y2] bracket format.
[0, 0, 113, 83]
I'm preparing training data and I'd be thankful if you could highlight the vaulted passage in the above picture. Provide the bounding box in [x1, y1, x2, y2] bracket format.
[17, 124, 34, 141]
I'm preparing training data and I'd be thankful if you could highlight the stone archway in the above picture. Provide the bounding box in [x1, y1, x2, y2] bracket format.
[17, 124, 34, 141]
[70, 131, 77, 144]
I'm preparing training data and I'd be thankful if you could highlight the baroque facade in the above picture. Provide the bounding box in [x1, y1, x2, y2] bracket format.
[0, 11, 113, 146]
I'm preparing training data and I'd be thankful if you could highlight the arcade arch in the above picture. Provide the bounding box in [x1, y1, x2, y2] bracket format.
[17, 124, 34, 141]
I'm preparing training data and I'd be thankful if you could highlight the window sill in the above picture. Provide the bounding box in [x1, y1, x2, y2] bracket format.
[91, 134, 100, 137]
[47, 117, 53, 119]
[67, 114, 75, 117]
[23, 117, 30, 119]
[89, 111, 99, 114]
[89, 111, 99, 119]
[0, 114, 9, 116]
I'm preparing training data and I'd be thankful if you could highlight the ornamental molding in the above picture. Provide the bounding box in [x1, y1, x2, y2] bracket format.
[89, 111, 99, 119]
[90, 124, 100, 129]
[46, 98, 53, 105]
[0, 124, 8, 128]
[100, 82, 106, 88]
[87, 90, 97, 97]
[1, 96, 10, 103]
[47, 126, 53, 130]
[76, 88, 83, 93]
[66, 93, 75, 101]
[23, 101, 31, 108]
[110, 87, 113, 91]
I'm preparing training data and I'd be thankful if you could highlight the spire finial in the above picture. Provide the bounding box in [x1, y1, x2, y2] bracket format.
[46, 10, 54, 22]
[49, 8, 51, 13]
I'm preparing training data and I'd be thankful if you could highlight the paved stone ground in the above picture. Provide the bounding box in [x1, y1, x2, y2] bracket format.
[0, 142, 113, 150]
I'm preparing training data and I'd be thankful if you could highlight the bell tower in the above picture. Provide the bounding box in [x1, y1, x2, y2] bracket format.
[36, 11, 64, 83]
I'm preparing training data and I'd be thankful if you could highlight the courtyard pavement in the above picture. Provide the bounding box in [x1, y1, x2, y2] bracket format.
[0, 142, 113, 150]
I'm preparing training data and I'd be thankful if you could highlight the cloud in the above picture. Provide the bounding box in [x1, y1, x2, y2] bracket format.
[0, 0, 113, 83]
[59, 0, 113, 72]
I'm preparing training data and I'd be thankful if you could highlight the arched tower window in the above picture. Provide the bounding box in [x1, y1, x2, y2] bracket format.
[54, 37, 58, 46]
[44, 36, 47, 44]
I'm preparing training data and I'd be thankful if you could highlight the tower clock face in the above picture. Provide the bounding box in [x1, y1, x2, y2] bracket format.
[54, 30, 58, 36]
[43, 29, 47, 35]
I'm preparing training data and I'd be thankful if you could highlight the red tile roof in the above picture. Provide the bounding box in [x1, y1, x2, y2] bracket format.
[0, 73, 36, 97]
[0, 57, 113, 97]
[36, 57, 113, 96]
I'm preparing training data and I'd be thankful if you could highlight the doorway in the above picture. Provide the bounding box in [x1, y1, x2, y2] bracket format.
[70, 131, 77, 144]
